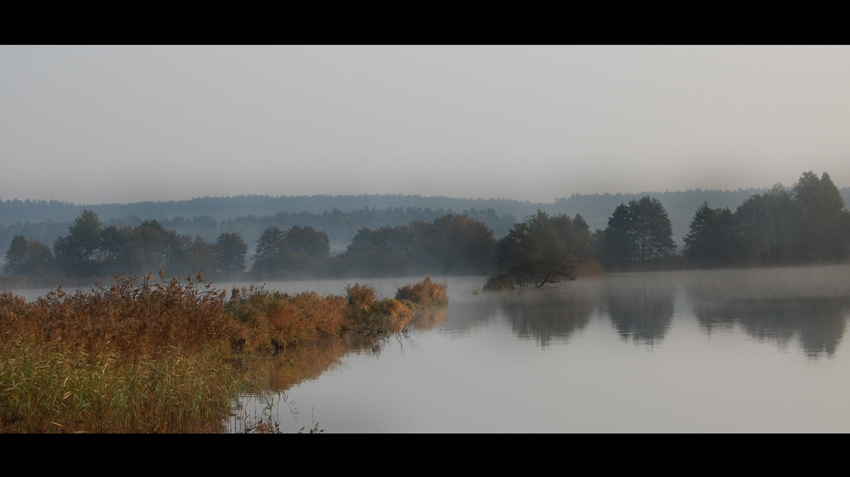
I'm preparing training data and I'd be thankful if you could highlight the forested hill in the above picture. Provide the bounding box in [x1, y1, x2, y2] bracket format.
[0, 188, 805, 226]
[3, 187, 850, 258]
[0, 195, 542, 225]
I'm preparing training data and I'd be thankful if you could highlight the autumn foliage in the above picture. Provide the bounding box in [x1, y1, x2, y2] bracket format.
[0, 275, 447, 433]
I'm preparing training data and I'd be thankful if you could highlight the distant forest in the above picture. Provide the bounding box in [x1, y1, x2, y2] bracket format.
[2, 187, 810, 258]
[4, 176, 850, 283]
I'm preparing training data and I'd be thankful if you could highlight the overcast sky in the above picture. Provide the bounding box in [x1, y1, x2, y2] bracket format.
[2, 44, 850, 205]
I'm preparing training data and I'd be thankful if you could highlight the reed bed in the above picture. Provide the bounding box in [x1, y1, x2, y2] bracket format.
[0, 275, 446, 433]
[345, 283, 421, 334]
[225, 286, 349, 354]
[395, 276, 449, 307]
[1, 275, 237, 360]
[0, 345, 238, 433]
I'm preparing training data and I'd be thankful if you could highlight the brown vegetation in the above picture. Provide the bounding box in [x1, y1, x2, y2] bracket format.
[1, 274, 237, 360]
[345, 282, 420, 334]
[0, 275, 448, 433]
[395, 276, 449, 307]
[225, 286, 348, 354]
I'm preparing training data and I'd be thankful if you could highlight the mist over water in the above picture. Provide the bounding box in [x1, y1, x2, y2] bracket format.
[7, 267, 848, 431]
[218, 265, 850, 432]
[678, 266, 850, 358]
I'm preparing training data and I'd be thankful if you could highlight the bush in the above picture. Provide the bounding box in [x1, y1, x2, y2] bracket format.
[482, 273, 515, 292]
[395, 277, 448, 307]
[225, 287, 347, 354]
[345, 283, 377, 307]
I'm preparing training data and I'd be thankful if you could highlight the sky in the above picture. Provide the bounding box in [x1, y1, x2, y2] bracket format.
[3, 44, 850, 205]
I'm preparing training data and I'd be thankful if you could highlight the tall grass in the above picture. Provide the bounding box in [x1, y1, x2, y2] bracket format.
[0, 345, 238, 433]
[395, 276, 449, 307]
[1, 275, 239, 432]
[225, 286, 348, 355]
[1, 275, 236, 360]
[0, 275, 447, 433]
[345, 282, 425, 334]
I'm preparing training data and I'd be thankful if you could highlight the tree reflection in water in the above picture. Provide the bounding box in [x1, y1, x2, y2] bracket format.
[682, 267, 850, 358]
[600, 273, 675, 346]
[495, 281, 598, 347]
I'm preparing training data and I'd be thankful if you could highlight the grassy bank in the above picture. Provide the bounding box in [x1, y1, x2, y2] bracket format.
[0, 274, 447, 433]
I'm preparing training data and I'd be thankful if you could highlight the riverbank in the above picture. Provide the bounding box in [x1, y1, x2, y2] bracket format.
[0, 274, 447, 433]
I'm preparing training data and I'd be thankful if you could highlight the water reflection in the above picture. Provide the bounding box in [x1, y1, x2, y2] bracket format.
[227, 268, 850, 432]
[495, 285, 596, 347]
[409, 305, 448, 332]
[600, 273, 675, 346]
[231, 307, 437, 393]
[742, 298, 847, 357]
[233, 338, 351, 391]
[9, 271, 850, 433]
[435, 293, 500, 336]
[685, 279, 849, 358]
[682, 266, 850, 358]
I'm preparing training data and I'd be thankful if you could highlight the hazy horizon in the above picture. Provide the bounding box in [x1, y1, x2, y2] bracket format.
[4, 45, 850, 205]
[0, 185, 783, 207]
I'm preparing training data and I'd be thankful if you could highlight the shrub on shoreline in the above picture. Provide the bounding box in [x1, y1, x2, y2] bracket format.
[345, 283, 377, 307]
[395, 276, 448, 307]
[482, 273, 515, 292]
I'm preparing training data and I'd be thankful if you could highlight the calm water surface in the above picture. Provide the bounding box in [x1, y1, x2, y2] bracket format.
[223, 265, 850, 433]
[13, 266, 850, 432]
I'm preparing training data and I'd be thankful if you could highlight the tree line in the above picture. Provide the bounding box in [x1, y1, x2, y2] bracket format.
[0, 205, 517, 259]
[250, 214, 500, 279]
[484, 171, 850, 288]
[682, 171, 850, 267]
[5, 211, 250, 279]
[11, 186, 841, 258]
[9, 184, 849, 260]
[2, 210, 500, 280]
[5, 171, 850, 286]
[0, 194, 534, 225]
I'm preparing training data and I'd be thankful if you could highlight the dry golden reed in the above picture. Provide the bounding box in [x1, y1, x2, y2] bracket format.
[0, 275, 446, 433]
[0, 345, 238, 433]
[1, 274, 236, 360]
[225, 286, 348, 354]
[395, 276, 449, 307]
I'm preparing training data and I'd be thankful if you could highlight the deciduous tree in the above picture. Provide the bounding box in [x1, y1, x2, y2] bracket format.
[284, 225, 330, 257]
[213, 232, 248, 276]
[792, 171, 850, 261]
[492, 211, 595, 288]
[4, 235, 53, 275]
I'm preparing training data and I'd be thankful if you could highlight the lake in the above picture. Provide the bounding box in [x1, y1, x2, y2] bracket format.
[10, 266, 850, 432]
[220, 265, 850, 433]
